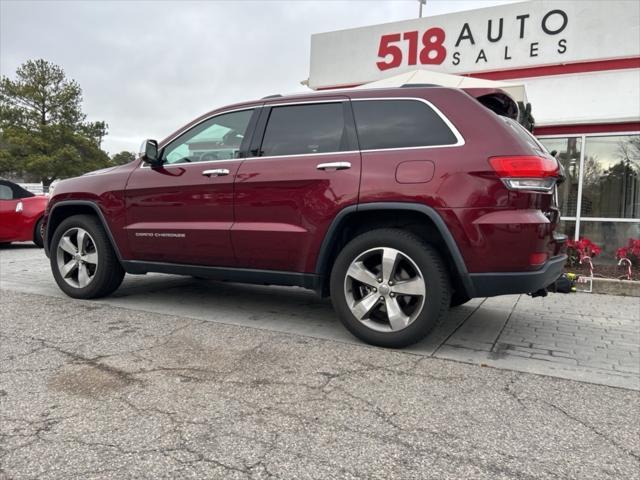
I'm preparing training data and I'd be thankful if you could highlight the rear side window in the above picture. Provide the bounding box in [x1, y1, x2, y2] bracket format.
[352, 99, 458, 150]
[260, 103, 348, 157]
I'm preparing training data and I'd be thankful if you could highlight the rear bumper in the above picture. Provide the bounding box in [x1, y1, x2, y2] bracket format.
[469, 254, 566, 298]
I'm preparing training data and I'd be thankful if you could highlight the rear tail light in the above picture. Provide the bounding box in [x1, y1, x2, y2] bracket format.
[489, 155, 559, 193]
[529, 252, 549, 266]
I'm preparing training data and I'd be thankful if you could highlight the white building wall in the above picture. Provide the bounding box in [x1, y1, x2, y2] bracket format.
[523, 69, 640, 127]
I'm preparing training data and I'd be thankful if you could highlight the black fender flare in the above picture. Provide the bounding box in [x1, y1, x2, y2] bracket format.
[44, 200, 123, 261]
[314, 202, 474, 298]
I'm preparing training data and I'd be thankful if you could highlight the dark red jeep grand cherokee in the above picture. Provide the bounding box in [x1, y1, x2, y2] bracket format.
[43, 86, 566, 347]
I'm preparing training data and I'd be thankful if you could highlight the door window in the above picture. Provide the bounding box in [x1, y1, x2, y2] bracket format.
[0, 184, 12, 200]
[162, 109, 254, 164]
[0, 182, 33, 200]
[260, 102, 349, 157]
[352, 99, 458, 150]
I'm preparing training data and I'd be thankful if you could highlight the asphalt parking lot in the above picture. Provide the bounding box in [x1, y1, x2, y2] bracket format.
[1, 244, 639, 479]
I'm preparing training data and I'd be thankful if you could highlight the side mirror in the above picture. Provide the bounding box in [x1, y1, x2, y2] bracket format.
[139, 139, 163, 167]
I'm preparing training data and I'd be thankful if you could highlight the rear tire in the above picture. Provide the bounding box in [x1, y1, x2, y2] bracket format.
[50, 214, 124, 299]
[330, 228, 451, 348]
[33, 217, 44, 248]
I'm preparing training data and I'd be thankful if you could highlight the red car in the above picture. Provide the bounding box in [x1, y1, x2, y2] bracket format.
[0, 179, 47, 247]
[43, 86, 566, 347]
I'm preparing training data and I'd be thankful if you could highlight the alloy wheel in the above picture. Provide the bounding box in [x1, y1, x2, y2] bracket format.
[56, 227, 99, 288]
[343, 247, 426, 333]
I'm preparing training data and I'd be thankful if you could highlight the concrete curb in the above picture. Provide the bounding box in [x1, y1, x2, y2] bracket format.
[591, 278, 640, 297]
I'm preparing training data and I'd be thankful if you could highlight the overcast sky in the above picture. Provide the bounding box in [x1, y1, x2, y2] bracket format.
[1, 0, 518, 154]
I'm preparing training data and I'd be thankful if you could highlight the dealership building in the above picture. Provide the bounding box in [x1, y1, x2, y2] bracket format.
[307, 0, 640, 264]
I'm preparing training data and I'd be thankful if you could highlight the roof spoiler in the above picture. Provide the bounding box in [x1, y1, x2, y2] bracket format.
[463, 87, 535, 132]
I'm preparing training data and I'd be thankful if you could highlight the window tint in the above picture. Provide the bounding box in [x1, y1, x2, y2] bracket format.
[0, 184, 12, 200]
[162, 109, 254, 164]
[260, 103, 348, 157]
[352, 99, 458, 150]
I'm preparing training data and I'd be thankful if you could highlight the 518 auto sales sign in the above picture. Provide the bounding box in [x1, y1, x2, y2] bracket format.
[308, 0, 640, 89]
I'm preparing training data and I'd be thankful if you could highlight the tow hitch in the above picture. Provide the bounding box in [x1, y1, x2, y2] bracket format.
[530, 273, 577, 298]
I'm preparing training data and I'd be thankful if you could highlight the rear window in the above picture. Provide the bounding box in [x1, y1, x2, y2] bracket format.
[260, 103, 349, 157]
[352, 99, 458, 150]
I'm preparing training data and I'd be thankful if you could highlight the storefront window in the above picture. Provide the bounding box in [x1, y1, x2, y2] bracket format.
[539, 133, 640, 266]
[579, 221, 640, 265]
[557, 220, 576, 241]
[580, 135, 640, 219]
[539, 137, 581, 217]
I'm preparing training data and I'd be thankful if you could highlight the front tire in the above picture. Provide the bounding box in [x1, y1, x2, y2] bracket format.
[330, 229, 451, 348]
[50, 214, 124, 299]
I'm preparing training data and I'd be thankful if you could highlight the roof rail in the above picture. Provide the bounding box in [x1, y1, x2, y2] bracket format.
[400, 83, 439, 88]
[262, 94, 283, 99]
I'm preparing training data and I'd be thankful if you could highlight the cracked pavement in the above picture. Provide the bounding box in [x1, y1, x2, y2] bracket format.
[2, 245, 639, 391]
[1, 288, 639, 479]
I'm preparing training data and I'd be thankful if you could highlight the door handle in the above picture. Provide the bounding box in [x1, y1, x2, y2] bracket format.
[316, 162, 351, 171]
[202, 168, 230, 177]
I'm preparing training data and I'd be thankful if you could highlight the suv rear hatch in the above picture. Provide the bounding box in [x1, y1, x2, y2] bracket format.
[490, 112, 567, 264]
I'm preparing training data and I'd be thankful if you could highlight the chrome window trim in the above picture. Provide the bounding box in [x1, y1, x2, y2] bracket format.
[359, 144, 461, 154]
[141, 157, 246, 169]
[139, 96, 465, 169]
[141, 149, 362, 169]
[245, 150, 361, 161]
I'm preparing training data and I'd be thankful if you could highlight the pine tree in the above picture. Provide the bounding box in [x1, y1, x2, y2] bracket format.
[0, 59, 109, 186]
